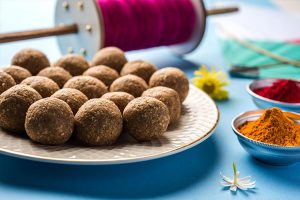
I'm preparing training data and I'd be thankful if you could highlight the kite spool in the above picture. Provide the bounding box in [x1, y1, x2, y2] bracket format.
[0, 0, 238, 59]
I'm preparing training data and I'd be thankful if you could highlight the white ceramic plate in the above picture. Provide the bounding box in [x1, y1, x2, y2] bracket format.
[0, 85, 219, 165]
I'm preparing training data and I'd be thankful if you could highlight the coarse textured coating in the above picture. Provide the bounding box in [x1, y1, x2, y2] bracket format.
[121, 60, 157, 82]
[25, 98, 74, 145]
[149, 67, 189, 102]
[11, 48, 50, 75]
[238, 108, 300, 146]
[64, 76, 107, 99]
[0, 71, 16, 94]
[21, 76, 60, 98]
[52, 88, 88, 114]
[38, 66, 72, 88]
[123, 97, 170, 141]
[110, 74, 148, 97]
[83, 65, 119, 86]
[102, 92, 134, 113]
[54, 54, 90, 76]
[75, 98, 123, 146]
[0, 85, 42, 132]
[142, 86, 181, 125]
[4, 65, 32, 84]
[90, 47, 128, 72]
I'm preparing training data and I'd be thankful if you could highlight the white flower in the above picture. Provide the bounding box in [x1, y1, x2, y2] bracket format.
[220, 162, 256, 192]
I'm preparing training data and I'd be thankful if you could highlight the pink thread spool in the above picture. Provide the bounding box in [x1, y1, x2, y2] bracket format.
[54, 0, 227, 59]
[0, 1, 237, 59]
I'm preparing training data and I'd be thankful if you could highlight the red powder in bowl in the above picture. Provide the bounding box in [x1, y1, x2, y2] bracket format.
[253, 79, 300, 103]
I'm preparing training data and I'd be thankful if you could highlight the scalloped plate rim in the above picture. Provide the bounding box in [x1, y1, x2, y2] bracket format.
[0, 85, 219, 165]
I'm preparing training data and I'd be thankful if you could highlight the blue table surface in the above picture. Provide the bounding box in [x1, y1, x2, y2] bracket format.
[0, 0, 299, 199]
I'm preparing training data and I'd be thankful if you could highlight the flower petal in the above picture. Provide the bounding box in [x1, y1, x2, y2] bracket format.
[220, 172, 233, 183]
[220, 181, 233, 186]
[239, 177, 255, 185]
[211, 89, 229, 100]
[239, 176, 251, 182]
[237, 183, 248, 191]
[193, 65, 229, 100]
[194, 70, 202, 76]
[230, 185, 237, 192]
[245, 183, 256, 189]
[240, 181, 256, 187]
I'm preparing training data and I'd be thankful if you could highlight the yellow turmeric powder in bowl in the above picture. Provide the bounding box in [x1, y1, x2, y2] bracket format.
[238, 108, 300, 147]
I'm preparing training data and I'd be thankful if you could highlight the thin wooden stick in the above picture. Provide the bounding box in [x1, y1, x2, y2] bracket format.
[206, 7, 239, 16]
[0, 24, 78, 43]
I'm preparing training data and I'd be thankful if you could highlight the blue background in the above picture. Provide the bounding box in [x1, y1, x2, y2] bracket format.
[0, 0, 299, 199]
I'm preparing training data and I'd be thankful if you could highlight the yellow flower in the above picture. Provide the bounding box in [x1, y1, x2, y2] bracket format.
[192, 65, 229, 100]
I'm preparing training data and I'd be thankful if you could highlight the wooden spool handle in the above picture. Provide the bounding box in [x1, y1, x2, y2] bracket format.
[0, 24, 78, 43]
[206, 6, 239, 16]
[0, 6, 238, 44]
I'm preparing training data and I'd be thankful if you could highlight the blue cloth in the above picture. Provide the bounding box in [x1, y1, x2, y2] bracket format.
[0, 0, 299, 200]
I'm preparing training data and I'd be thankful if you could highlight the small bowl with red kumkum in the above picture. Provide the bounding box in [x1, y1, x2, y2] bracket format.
[247, 78, 300, 112]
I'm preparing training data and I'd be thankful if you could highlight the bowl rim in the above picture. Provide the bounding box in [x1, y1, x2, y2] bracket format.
[231, 109, 300, 150]
[247, 78, 300, 107]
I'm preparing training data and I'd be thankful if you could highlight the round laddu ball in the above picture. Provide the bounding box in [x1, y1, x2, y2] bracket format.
[102, 92, 134, 113]
[149, 67, 189, 102]
[110, 75, 148, 97]
[0, 85, 42, 132]
[51, 88, 88, 114]
[4, 65, 32, 84]
[54, 54, 90, 76]
[123, 97, 170, 141]
[91, 47, 128, 72]
[142, 86, 181, 125]
[83, 65, 119, 86]
[21, 76, 60, 98]
[64, 76, 107, 99]
[0, 71, 16, 94]
[37, 66, 72, 88]
[75, 98, 123, 146]
[11, 48, 50, 75]
[121, 60, 157, 82]
[25, 98, 74, 145]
